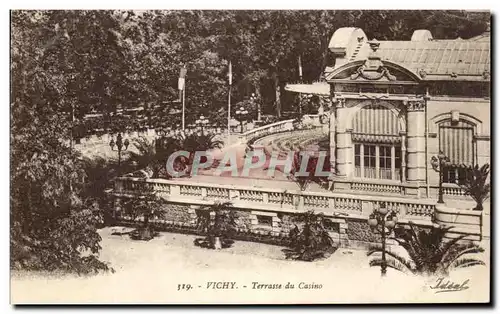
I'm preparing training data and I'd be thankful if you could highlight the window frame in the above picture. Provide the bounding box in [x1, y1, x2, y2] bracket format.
[353, 142, 402, 181]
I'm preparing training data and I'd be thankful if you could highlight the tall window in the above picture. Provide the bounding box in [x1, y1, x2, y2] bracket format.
[354, 143, 401, 181]
[364, 144, 376, 178]
[439, 124, 475, 184]
[379, 146, 392, 180]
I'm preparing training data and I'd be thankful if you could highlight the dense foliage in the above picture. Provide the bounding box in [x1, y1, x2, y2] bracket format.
[284, 211, 336, 261]
[367, 223, 485, 275]
[12, 10, 490, 134]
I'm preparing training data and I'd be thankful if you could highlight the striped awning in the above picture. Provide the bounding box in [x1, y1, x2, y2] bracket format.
[439, 124, 475, 165]
[352, 105, 401, 136]
[352, 133, 401, 143]
[284, 82, 330, 95]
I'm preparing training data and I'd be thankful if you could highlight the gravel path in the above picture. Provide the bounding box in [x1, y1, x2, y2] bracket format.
[11, 228, 490, 304]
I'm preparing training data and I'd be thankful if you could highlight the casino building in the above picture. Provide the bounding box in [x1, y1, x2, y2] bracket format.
[287, 26, 490, 201]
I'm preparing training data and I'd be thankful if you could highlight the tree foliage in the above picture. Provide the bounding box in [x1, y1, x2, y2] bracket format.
[12, 10, 490, 133]
[367, 223, 485, 275]
[459, 164, 490, 211]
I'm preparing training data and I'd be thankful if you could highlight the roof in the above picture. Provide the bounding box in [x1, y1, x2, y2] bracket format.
[347, 40, 489, 79]
[325, 27, 491, 82]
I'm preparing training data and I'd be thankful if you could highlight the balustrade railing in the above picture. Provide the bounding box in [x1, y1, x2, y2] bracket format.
[350, 181, 404, 195]
[441, 184, 467, 197]
[239, 119, 295, 144]
[114, 177, 437, 222]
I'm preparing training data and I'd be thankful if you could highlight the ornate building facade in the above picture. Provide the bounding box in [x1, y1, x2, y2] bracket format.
[290, 27, 490, 200]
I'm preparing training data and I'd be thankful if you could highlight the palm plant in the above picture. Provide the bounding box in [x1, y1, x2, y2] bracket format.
[284, 210, 336, 261]
[459, 164, 490, 211]
[182, 132, 224, 155]
[194, 201, 237, 249]
[127, 136, 183, 178]
[367, 223, 485, 275]
[121, 184, 165, 241]
[175, 132, 224, 174]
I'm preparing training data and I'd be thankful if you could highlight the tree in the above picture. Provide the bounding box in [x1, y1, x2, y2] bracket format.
[367, 223, 485, 275]
[459, 164, 490, 211]
[121, 184, 166, 241]
[194, 201, 237, 249]
[11, 10, 113, 274]
[284, 211, 336, 261]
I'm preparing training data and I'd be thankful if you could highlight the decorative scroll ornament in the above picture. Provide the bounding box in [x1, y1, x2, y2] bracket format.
[350, 39, 397, 81]
[406, 100, 426, 112]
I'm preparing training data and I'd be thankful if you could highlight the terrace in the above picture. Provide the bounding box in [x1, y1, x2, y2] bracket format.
[112, 118, 486, 242]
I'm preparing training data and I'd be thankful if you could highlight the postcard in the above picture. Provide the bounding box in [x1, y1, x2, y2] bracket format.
[10, 9, 491, 304]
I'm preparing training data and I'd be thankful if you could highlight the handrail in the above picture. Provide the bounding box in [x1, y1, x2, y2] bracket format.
[239, 119, 295, 143]
[114, 176, 437, 221]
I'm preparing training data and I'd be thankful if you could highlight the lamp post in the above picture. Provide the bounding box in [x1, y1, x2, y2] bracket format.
[109, 133, 129, 167]
[235, 106, 249, 133]
[195, 114, 209, 135]
[250, 93, 260, 122]
[367, 202, 398, 276]
[430, 151, 450, 204]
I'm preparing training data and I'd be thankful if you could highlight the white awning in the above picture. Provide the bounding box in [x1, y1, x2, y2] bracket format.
[284, 82, 330, 96]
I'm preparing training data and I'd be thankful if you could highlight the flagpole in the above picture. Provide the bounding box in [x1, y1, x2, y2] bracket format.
[182, 84, 186, 131]
[227, 61, 232, 144]
[179, 66, 187, 131]
[298, 56, 303, 116]
[227, 85, 231, 144]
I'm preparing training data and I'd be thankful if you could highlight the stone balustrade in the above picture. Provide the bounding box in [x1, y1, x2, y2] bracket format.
[441, 183, 468, 197]
[114, 176, 437, 224]
[239, 119, 295, 144]
[113, 175, 484, 242]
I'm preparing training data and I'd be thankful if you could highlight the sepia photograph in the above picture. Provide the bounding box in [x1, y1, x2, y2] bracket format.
[9, 9, 491, 304]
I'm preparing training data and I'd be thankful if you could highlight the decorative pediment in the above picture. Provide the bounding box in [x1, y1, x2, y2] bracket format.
[326, 40, 421, 84]
[349, 40, 396, 81]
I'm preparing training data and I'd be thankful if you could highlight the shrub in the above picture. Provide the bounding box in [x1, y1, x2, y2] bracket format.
[283, 210, 337, 261]
[194, 201, 237, 249]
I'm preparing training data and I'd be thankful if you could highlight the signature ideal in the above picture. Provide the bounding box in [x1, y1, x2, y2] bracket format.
[430, 278, 470, 293]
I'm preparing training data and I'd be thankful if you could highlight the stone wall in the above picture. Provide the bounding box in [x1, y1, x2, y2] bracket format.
[346, 219, 382, 243]
[234, 210, 253, 232]
[161, 203, 193, 224]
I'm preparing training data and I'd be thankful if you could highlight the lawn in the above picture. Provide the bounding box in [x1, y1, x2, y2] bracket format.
[11, 228, 490, 304]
